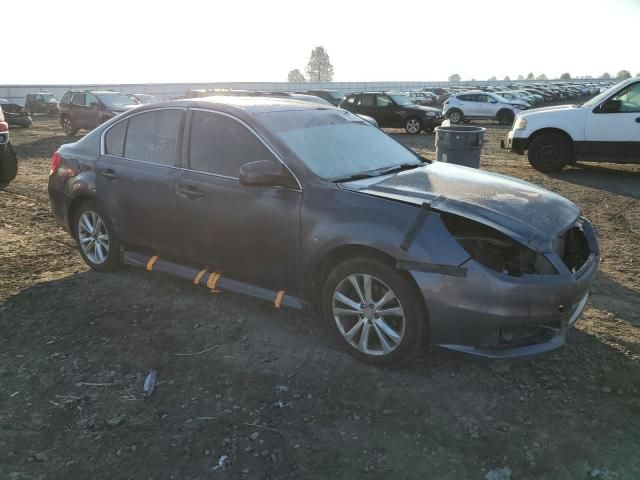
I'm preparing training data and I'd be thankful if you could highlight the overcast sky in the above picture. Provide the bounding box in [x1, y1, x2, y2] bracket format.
[5, 0, 639, 84]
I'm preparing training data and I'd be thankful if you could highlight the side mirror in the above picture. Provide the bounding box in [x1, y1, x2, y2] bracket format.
[600, 99, 621, 113]
[239, 160, 283, 187]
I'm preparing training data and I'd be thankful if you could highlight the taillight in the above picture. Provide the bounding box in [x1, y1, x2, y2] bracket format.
[50, 152, 61, 175]
[0, 122, 8, 132]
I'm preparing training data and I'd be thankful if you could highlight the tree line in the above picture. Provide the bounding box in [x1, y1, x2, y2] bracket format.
[448, 71, 637, 82]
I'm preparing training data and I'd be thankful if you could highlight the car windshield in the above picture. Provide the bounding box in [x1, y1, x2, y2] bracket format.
[492, 94, 510, 103]
[327, 91, 343, 100]
[582, 81, 625, 108]
[134, 94, 158, 104]
[41, 94, 57, 101]
[388, 94, 414, 106]
[97, 93, 139, 107]
[262, 110, 421, 181]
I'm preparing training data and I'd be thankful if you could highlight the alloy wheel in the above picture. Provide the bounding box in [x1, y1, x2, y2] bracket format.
[77, 210, 110, 264]
[62, 117, 73, 135]
[332, 273, 406, 356]
[449, 111, 461, 123]
[405, 119, 420, 134]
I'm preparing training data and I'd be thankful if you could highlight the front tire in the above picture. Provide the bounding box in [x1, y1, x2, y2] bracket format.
[497, 109, 515, 125]
[322, 257, 425, 367]
[404, 116, 423, 135]
[61, 115, 78, 136]
[73, 200, 121, 271]
[527, 133, 571, 173]
[447, 109, 463, 124]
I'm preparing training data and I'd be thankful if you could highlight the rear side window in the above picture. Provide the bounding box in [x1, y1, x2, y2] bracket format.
[189, 111, 275, 177]
[360, 94, 375, 107]
[124, 109, 182, 166]
[60, 92, 72, 104]
[105, 120, 127, 157]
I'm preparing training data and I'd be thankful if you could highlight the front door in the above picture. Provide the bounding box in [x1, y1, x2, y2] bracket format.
[584, 81, 640, 161]
[95, 108, 184, 255]
[374, 94, 402, 128]
[175, 110, 302, 292]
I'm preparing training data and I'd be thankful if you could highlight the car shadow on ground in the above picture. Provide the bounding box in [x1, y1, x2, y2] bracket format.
[551, 163, 640, 199]
[12, 134, 81, 159]
[2, 268, 640, 478]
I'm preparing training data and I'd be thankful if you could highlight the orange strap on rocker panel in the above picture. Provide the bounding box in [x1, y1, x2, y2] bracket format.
[207, 272, 221, 292]
[146, 256, 159, 271]
[193, 269, 207, 285]
[274, 290, 286, 308]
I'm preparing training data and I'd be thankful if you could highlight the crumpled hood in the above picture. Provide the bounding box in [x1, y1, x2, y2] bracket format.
[341, 162, 580, 252]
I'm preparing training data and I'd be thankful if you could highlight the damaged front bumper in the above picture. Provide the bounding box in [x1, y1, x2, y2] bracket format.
[408, 219, 599, 359]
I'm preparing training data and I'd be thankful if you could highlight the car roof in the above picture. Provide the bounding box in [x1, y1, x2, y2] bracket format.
[142, 95, 336, 114]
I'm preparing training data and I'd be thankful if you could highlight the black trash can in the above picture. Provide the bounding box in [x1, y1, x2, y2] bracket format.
[434, 125, 486, 168]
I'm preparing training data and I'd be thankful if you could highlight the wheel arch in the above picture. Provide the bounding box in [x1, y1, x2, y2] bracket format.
[310, 244, 427, 315]
[526, 127, 574, 152]
[67, 193, 97, 235]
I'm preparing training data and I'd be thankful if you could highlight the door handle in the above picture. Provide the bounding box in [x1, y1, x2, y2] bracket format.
[101, 169, 119, 179]
[179, 186, 204, 199]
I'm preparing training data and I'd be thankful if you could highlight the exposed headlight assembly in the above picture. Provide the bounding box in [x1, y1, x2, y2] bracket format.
[514, 117, 527, 130]
[442, 214, 556, 277]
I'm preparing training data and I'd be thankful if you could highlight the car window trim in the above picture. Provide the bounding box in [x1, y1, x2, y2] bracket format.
[185, 107, 302, 191]
[100, 106, 186, 169]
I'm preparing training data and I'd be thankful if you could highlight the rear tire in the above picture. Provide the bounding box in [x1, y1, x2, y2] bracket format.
[0, 142, 18, 189]
[322, 257, 426, 367]
[404, 116, 423, 135]
[72, 200, 121, 271]
[527, 133, 571, 173]
[497, 109, 515, 125]
[61, 115, 78, 136]
[447, 109, 463, 124]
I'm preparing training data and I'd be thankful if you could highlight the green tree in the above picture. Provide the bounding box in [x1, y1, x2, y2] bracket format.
[601, 72, 611, 79]
[617, 70, 632, 79]
[488, 75, 497, 81]
[287, 69, 305, 82]
[537, 73, 547, 80]
[305, 47, 334, 82]
[517, 74, 524, 80]
[504, 75, 511, 81]
[560, 73, 572, 80]
[526, 72, 535, 80]
[448, 73, 461, 82]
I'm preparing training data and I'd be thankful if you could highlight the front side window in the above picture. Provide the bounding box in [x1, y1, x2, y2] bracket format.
[189, 111, 276, 177]
[71, 93, 86, 106]
[376, 95, 393, 107]
[86, 94, 98, 107]
[608, 82, 640, 113]
[124, 109, 182, 166]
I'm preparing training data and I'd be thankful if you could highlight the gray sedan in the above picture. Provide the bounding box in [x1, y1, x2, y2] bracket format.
[48, 96, 599, 366]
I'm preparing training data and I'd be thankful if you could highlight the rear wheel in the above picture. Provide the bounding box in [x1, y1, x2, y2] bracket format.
[497, 109, 515, 125]
[0, 142, 18, 189]
[73, 200, 121, 271]
[404, 116, 422, 134]
[527, 133, 571, 173]
[322, 257, 425, 367]
[61, 116, 78, 136]
[447, 109, 463, 124]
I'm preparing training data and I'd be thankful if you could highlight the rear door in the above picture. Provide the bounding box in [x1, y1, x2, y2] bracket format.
[175, 109, 302, 292]
[584, 81, 640, 161]
[355, 94, 379, 122]
[84, 93, 102, 130]
[70, 93, 88, 127]
[95, 108, 184, 254]
[374, 94, 403, 127]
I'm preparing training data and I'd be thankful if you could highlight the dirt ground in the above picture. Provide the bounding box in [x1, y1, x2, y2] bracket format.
[1, 114, 639, 480]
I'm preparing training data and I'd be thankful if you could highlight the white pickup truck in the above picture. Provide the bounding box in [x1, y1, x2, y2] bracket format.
[504, 77, 640, 172]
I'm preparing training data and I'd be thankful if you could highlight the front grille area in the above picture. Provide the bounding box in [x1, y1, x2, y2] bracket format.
[555, 226, 590, 273]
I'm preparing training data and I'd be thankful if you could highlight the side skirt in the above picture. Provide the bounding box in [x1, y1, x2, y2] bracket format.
[123, 250, 308, 310]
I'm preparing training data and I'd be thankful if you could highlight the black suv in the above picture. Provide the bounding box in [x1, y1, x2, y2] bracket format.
[305, 90, 344, 106]
[339, 92, 442, 134]
[25, 92, 60, 115]
[59, 90, 140, 135]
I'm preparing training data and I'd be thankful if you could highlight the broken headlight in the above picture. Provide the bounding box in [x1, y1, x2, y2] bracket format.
[442, 214, 557, 277]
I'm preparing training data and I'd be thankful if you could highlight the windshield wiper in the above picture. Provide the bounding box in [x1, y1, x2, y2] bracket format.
[331, 172, 380, 183]
[375, 163, 422, 176]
